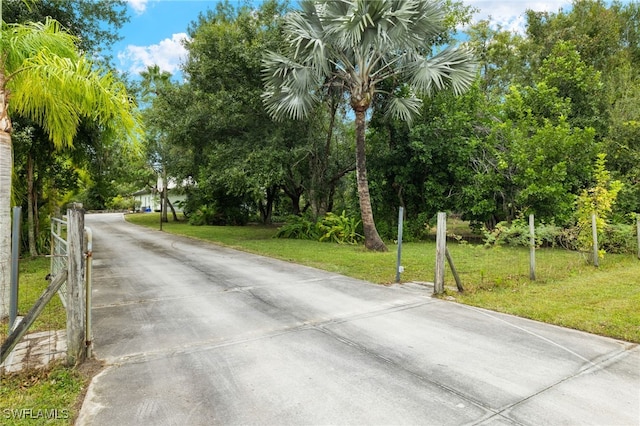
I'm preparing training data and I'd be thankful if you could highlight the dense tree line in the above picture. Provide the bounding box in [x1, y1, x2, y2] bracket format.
[9, 0, 639, 255]
[143, 0, 638, 249]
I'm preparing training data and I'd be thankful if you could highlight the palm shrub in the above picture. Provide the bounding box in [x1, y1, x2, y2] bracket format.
[317, 211, 363, 245]
[276, 211, 364, 245]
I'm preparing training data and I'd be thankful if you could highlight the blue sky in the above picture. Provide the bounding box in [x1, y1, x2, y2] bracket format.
[113, 0, 605, 79]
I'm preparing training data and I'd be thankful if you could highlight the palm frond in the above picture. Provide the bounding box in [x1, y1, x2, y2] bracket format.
[262, 0, 476, 121]
[262, 85, 318, 121]
[385, 94, 423, 125]
[285, 1, 330, 75]
[3, 18, 78, 76]
[407, 46, 477, 96]
[9, 52, 142, 148]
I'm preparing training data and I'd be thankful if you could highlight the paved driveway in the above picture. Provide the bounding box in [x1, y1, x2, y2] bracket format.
[77, 213, 639, 425]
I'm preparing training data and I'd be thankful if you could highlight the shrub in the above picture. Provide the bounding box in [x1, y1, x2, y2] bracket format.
[106, 195, 135, 211]
[601, 223, 637, 254]
[404, 212, 432, 241]
[317, 211, 364, 245]
[575, 154, 623, 259]
[483, 218, 561, 248]
[482, 218, 638, 255]
[274, 215, 319, 240]
[275, 211, 364, 245]
[189, 205, 219, 226]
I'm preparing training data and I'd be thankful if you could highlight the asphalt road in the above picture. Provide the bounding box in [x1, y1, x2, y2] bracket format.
[77, 213, 639, 425]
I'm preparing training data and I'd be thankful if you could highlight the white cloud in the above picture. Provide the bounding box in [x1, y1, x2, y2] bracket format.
[465, 1, 572, 33]
[127, 0, 149, 15]
[118, 33, 189, 76]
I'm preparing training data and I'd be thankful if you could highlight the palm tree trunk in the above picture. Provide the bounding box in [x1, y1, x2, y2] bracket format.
[0, 78, 13, 318]
[0, 133, 12, 319]
[354, 107, 387, 252]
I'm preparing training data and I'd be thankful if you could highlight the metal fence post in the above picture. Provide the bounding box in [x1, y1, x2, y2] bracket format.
[636, 213, 640, 261]
[529, 213, 536, 281]
[9, 207, 21, 330]
[591, 213, 599, 268]
[66, 204, 86, 365]
[434, 212, 446, 295]
[395, 207, 404, 283]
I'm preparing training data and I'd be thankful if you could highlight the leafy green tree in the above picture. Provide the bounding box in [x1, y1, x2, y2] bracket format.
[604, 67, 640, 216]
[525, 1, 625, 76]
[535, 41, 607, 134]
[365, 83, 486, 239]
[166, 0, 351, 225]
[262, 0, 476, 251]
[176, 1, 294, 224]
[467, 20, 528, 99]
[463, 84, 597, 228]
[0, 18, 141, 318]
[3, 0, 129, 65]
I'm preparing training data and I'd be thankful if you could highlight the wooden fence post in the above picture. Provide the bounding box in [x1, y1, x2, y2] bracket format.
[434, 212, 446, 295]
[66, 204, 86, 366]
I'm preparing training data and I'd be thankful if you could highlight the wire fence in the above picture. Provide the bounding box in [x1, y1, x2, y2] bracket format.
[51, 217, 69, 307]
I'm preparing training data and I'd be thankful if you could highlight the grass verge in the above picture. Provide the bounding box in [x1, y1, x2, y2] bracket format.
[0, 361, 99, 425]
[1, 257, 97, 425]
[127, 213, 640, 343]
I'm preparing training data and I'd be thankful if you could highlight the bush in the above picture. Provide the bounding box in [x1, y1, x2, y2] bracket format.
[483, 219, 561, 248]
[188, 203, 249, 226]
[189, 205, 220, 226]
[275, 211, 364, 245]
[317, 211, 364, 245]
[274, 215, 319, 240]
[404, 212, 432, 242]
[106, 195, 136, 211]
[483, 219, 638, 255]
[601, 223, 637, 254]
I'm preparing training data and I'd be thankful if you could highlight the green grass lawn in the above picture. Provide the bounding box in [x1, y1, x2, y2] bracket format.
[1, 256, 66, 341]
[0, 365, 84, 425]
[128, 213, 640, 343]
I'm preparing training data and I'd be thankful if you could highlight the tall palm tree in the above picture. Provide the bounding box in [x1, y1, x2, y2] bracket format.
[262, 0, 476, 251]
[0, 18, 141, 319]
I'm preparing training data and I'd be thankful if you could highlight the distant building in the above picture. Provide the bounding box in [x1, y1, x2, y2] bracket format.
[131, 177, 187, 213]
